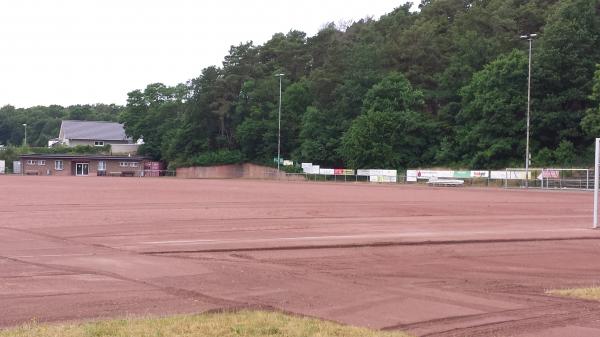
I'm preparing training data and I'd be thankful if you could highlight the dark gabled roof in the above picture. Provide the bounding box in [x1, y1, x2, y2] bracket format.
[60, 120, 129, 141]
[20, 154, 148, 161]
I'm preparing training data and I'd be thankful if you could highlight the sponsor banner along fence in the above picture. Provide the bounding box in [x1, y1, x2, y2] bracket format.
[357, 169, 397, 177]
[369, 175, 397, 183]
[356, 169, 370, 176]
[303, 163, 355, 176]
[0, 160, 4, 174]
[489, 171, 528, 180]
[301, 163, 320, 175]
[406, 170, 453, 182]
[334, 169, 355, 176]
[408, 169, 561, 181]
[301, 166, 397, 183]
[319, 168, 335, 175]
[407, 169, 493, 182]
[358, 169, 398, 183]
[538, 169, 559, 179]
[471, 170, 489, 178]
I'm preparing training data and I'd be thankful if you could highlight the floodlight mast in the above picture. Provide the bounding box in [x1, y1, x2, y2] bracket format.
[521, 34, 537, 188]
[520, 33, 537, 188]
[594, 138, 599, 229]
[275, 73, 285, 172]
[22, 123, 27, 146]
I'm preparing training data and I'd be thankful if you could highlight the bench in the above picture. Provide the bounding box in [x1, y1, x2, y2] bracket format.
[25, 170, 39, 175]
[426, 177, 464, 187]
[109, 171, 136, 177]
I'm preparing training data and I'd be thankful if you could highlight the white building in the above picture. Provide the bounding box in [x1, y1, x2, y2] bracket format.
[49, 120, 140, 155]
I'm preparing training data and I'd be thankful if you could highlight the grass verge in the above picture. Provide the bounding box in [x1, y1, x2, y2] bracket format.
[546, 287, 600, 301]
[0, 310, 413, 337]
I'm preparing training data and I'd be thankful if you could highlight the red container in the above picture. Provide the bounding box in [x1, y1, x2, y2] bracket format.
[144, 161, 163, 176]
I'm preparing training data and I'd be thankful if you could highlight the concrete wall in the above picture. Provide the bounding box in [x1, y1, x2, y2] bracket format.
[176, 163, 290, 179]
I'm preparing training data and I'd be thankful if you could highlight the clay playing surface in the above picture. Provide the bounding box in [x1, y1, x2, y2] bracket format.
[1, 176, 599, 336]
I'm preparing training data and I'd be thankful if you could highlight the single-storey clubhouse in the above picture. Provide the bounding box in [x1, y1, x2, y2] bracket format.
[20, 154, 149, 177]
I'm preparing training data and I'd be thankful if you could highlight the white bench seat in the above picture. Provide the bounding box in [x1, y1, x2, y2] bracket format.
[427, 177, 464, 187]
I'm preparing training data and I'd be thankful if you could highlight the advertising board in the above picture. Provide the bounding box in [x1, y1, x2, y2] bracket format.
[470, 170, 489, 178]
[490, 170, 528, 180]
[369, 175, 397, 183]
[319, 168, 334, 175]
[334, 169, 355, 176]
[357, 169, 371, 176]
[407, 169, 490, 182]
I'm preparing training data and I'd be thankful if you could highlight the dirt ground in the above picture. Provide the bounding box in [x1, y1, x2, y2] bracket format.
[1, 176, 600, 337]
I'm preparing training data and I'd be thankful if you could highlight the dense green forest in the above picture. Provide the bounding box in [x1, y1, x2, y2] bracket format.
[0, 104, 122, 147]
[3, 0, 600, 170]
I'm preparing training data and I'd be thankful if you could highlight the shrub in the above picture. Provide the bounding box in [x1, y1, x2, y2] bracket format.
[188, 150, 243, 167]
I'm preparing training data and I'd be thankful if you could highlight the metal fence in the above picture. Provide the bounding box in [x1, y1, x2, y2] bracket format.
[98, 169, 176, 177]
[268, 169, 596, 191]
[272, 173, 409, 183]
[272, 172, 505, 187]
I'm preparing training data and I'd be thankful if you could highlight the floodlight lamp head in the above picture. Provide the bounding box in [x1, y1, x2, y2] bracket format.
[520, 33, 538, 40]
[275, 73, 285, 77]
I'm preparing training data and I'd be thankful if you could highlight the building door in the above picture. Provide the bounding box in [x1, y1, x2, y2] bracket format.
[75, 163, 89, 176]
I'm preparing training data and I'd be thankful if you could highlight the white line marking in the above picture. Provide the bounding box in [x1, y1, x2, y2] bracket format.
[9, 253, 95, 259]
[138, 228, 592, 246]
[143, 239, 217, 244]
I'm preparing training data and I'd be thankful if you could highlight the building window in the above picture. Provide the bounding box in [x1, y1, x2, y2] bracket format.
[55, 160, 63, 170]
[94, 141, 104, 147]
[119, 162, 129, 167]
[38, 160, 46, 166]
[130, 162, 139, 168]
[27, 160, 36, 165]
[98, 161, 106, 171]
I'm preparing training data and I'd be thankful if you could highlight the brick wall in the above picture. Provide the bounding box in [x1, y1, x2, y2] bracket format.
[22, 159, 72, 176]
[176, 163, 291, 179]
[21, 158, 144, 176]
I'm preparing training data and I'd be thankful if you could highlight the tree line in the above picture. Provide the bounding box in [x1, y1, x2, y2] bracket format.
[0, 104, 122, 147]
[3, 0, 600, 170]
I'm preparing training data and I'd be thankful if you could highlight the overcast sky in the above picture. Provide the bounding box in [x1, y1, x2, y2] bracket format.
[0, 0, 408, 108]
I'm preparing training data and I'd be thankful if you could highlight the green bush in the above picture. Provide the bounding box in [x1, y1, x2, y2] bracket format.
[282, 165, 303, 173]
[21, 145, 111, 155]
[188, 150, 243, 167]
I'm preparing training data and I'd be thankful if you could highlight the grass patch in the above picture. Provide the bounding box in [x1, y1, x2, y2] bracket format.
[547, 286, 600, 301]
[0, 310, 413, 337]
